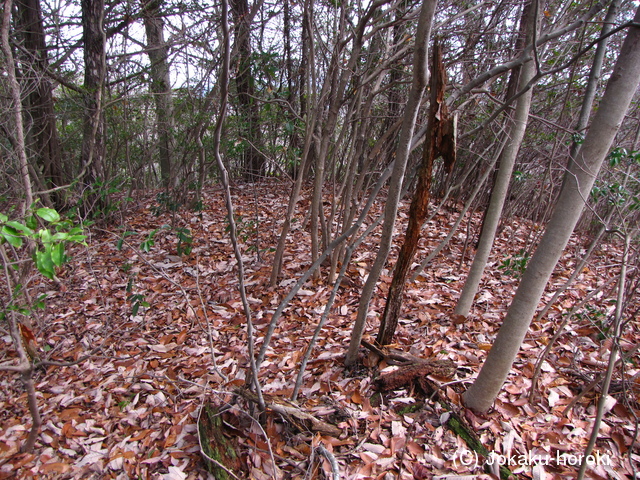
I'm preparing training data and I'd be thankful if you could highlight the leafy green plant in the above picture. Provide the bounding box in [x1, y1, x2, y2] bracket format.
[125, 277, 149, 317]
[499, 249, 530, 278]
[152, 191, 181, 215]
[0, 206, 86, 452]
[0, 207, 87, 281]
[576, 304, 610, 341]
[226, 214, 255, 243]
[512, 170, 531, 182]
[120, 262, 132, 273]
[76, 177, 130, 221]
[191, 199, 205, 212]
[176, 227, 193, 256]
[590, 147, 640, 209]
[0, 207, 86, 322]
[127, 293, 150, 317]
[140, 228, 161, 253]
[116, 230, 136, 251]
[121, 224, 192, 257]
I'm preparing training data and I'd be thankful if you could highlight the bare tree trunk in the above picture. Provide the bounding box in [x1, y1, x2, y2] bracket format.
[143, 0, 175, 188]
[309, 2, 381, 277]
[269, 0, 316, 286]
[454, 0, 538, 318]
[328, 38, 391, 284]
[409, 135, 508, 283]
[213, 0, 264, 408]
[273, 1, 386, 284]
[376, 39, 454, 346]
[16, 0, 65, 207]
[231, 0, 266, 181]
[463, 7, 640, 413]
[0, 0, 40, 453]
[385, 0, 408, 130]
[345, 0, 437, 367]
[563, 0, 621, 184]
[309, 21, 342, 275]
[79, 0, 106, 217]
[282, 0, 303, 179]
[2, 0, 33, 214]
[298, 0, 309, 138]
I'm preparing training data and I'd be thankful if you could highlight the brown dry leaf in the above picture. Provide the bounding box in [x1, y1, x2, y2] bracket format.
[0, 185, 634, 479]
[41, 462, 71, 474]
[18, 323, 38, 359]
[176, 329, 188, 344]
[494, 399, 520, 417]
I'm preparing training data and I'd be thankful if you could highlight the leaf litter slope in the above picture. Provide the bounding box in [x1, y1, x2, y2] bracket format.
[0, 183, 637, 478]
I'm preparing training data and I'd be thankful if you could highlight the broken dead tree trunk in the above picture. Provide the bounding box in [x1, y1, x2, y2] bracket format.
[376, 39, 455, 346]
[374, 359, 456, 394]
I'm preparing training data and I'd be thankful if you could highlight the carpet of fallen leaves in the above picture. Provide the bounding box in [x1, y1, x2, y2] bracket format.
[1, 182, 638, 480]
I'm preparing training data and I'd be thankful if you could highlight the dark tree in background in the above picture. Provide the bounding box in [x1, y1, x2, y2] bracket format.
[79, 0, 106, 216]
[16, 0, 65, 207]
[143, 0, 175, 188]
[231, 0, 266, 180]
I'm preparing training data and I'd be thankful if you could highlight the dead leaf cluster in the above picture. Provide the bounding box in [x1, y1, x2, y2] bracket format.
[0, 183, 637, 479]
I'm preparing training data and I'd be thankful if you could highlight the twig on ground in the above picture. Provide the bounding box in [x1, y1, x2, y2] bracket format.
[316, 444, 340, 480]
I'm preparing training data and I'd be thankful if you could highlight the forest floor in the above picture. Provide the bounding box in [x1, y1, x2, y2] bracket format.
[0, 182, 638, 479]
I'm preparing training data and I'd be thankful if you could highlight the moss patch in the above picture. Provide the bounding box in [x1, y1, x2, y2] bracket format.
[197, 403, 244, 479]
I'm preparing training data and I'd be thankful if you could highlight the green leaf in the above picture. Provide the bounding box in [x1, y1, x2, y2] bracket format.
[26, 215, 38, 230]
[35, 250, 55, 279]
[284, 122, 294, 134]
[36, 208, 61, 223]
[140, 229, 158, 253]
[116, 231, 135, 251]
[140, 239, 153, 253]
[1, 226, 23, 248]
[52, 232, 69, 242]
[6, 221, 33, 235]
[67, 235, 87, 244]
[38, 228, 53, 244]
[51, 243, 66, 266]
[34, 294, 47, 310]
[0, 213, 7, 223]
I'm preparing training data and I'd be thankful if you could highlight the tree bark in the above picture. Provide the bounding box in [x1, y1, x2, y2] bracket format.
[16, 0, 65, 207]
[79, 0, 106, 216]
[463, 6, 640, 413]
[376, 39, 454, 346]
[345, 0, 437, 367]
[269, 0, 315, 286]
[562, 0, 621, 187]
[231, 0, 266, 181]
[2, 0, 33, 214]
[0, 0, 41, 454]
[143, 0, 175, 188]
[454, 0, 538, 318]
